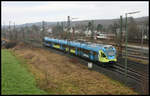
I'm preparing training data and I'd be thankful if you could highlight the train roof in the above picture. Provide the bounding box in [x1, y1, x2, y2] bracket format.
[44, 37, 113, 53]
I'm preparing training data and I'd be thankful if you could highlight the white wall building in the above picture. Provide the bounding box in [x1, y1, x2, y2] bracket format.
[47, 28, 52, 33]
[84, 30, 92, 36]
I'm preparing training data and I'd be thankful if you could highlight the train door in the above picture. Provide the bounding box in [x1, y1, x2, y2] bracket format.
[93, 51, 99, 61]
[90, 51, 94, 61]
[70, 46, 76, 54]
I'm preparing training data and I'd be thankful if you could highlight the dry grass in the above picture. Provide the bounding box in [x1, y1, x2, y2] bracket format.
[11, 43, 138, 95]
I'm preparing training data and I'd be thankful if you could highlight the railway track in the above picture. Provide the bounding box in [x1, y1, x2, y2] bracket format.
[121, 53, 149, 60]
[109, 63, 149, 94]
[122, 49, 149, 57]
[117, 56, 149, 74]
[111, 63, 149, 83]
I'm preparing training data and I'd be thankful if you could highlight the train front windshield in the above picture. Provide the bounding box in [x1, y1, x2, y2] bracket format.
[104, 46, 115, 57]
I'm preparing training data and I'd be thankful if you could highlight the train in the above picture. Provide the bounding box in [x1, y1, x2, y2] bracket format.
[43, 37, 117, 66]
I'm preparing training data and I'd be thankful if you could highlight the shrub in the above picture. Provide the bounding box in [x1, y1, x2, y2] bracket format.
[5, 42, 17, 49]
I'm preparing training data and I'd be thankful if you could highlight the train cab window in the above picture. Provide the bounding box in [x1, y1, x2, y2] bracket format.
[101, 52, 106, 58]
[104, 47, 107, 49]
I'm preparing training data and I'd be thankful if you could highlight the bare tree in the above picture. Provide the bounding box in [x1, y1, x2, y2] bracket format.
[13, 22, 18, 41]
[41, 21, 45, 40]
[8, 21, 12, 40]
[128, 17, 139, 42]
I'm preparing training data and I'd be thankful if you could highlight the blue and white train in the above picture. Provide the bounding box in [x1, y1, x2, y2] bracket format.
[43, 37, 117, 66]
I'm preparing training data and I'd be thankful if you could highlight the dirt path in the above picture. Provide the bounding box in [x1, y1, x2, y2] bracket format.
[11, 43, 137, 95]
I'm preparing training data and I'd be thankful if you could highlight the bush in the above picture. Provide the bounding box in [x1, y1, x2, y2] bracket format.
[5, 42, 17, 49]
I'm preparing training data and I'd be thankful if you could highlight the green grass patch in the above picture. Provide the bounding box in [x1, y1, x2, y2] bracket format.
[1, 49, 48, 95]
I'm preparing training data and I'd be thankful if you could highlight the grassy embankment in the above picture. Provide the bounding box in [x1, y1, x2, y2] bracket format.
[2, 49, 47, 95]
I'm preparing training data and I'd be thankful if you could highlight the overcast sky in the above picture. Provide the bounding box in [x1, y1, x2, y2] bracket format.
[2, 1, 149, 25]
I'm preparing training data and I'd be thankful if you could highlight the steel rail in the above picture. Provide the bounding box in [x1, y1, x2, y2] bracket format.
[112, 63, 149, 83]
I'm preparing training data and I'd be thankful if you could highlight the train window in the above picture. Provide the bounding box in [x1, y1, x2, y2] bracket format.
[83, 49, 85, 52]
[46, 41, 51, 44]
[109, 46, 113, 50]
[65, 45, 68, 48]
[86, 49, 88, 52]
[62, 44, 65, 47]
[79, 48, 83, 51]
[71, 46, 75, 50]
[78, 48, 81, 51]
[101, 52, 106, 57]
[54, 42, 59, 45]
[93, 52, 97, 55]
[104, 47, 107, 49]
[48, 41, 51, 44]
[83, 49, 90, 54]
[64, 45, 69, 48]
[107, 51, 114, 56]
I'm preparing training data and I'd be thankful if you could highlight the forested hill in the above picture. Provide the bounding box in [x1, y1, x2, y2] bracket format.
[3, 16, 148, 28]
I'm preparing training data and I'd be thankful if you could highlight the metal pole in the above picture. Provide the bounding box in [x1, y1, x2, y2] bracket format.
[72, 27, 75, 41]
[61, 22, 64, 39]
[125, 13, 128, 84]
[9, 21, 11, 40]
[22, 27, 25, 42]
[42, 21, 45, 40]
[13, 22, 15, 41]
[25, 24, 28, 43]
[67, 16, 70, 54]
[91, 20, 94, 42]
[120, 15, 123, 57]
[3, 22, 6, 39]
[141, 23, 144, 54]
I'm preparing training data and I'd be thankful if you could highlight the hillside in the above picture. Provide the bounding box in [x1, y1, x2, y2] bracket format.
[3, 16, 148, 28]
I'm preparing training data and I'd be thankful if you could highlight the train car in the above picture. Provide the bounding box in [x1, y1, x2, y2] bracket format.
[43, 37, 117, 66]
